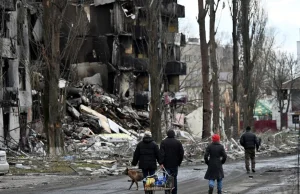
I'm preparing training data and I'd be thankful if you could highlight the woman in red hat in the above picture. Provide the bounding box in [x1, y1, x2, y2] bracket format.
[204, 134, 227, 194]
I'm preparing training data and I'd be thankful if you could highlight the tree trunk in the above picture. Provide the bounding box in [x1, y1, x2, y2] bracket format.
[42, 0, 65, 156]
[147, 0, 162, 143]
[198, 0, 211, 139]
[231, 0, 240, 138]
[210, 0, 220, 133]
[241, 0, 253, 129]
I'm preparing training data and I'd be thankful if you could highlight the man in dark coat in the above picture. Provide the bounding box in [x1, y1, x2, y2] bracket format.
[204, 134, 227, 194]
[132, 130, 160, 194]
[239, 126, 260, 173]
[159, 129, 184, 194]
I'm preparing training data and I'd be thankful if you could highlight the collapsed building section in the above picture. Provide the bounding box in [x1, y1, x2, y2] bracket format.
[66, 0, 187, 108]
[0, 1, 32, 149]
[0, 0, 187, 152]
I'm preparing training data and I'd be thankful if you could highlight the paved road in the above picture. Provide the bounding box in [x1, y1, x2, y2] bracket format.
[3, 155, 298, 194]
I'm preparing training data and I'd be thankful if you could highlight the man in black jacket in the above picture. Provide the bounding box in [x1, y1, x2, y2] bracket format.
[239, 126, 260, 173]
[132, 130, 160, 194]
[204, 134, 227, 194]
[159, 130, 184, 194]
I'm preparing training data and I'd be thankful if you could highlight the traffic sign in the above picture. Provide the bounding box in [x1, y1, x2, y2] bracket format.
[292, 115, 299, 124]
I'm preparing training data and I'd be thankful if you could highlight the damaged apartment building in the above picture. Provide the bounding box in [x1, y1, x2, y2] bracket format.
[0, 1, 33, 149]
[68, 0, 187, 108]
[0, 0, 186, 148]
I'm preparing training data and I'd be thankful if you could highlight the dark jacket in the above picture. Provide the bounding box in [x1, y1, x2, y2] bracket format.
[159, 130, 184, 168]
[132, 136, 160, 170]
[204, 142, 227, 180]
[240, 131, 259, 150]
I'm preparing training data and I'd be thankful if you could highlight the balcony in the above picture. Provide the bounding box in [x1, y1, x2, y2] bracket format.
[161, 3, 185, 18]
[165, 61, 186, 75]
[121, 56, 149, 72]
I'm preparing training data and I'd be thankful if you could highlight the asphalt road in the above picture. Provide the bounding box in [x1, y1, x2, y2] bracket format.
[2, 155, 298, 194]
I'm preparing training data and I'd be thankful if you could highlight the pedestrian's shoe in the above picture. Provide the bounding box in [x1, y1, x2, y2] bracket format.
[218, 190, 222, 194]
[208, 187, 214, 194]
[252, 169, 256, 173]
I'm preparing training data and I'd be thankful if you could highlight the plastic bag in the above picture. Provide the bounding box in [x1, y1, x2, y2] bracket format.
[145, 177, 156, 187]
[155, 176, 167, 187]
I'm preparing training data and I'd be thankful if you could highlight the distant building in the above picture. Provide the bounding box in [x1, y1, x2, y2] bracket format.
[180, 38, 233, 105]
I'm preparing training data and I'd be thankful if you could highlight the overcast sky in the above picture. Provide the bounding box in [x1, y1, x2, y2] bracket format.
[178, 0, 300, 55]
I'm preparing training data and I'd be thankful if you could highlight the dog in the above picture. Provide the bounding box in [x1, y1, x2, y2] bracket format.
[124, 168, 144, 190]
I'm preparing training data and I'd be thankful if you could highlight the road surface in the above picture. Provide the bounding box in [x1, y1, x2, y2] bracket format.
[1, 155, 298, 194]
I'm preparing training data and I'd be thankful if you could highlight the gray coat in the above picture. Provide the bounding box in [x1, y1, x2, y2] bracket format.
[204, 142, 227, 180]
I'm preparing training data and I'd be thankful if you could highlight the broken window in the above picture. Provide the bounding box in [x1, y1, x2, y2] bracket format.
[119, 35, 133, 55]
[135, 74, 149, 92]
[2, 59, 9, 87]
[0, 10, 9, 38]
[134, 39, 148, 58]
[19, 65, 26, 91]
[167, 75, 179, 92]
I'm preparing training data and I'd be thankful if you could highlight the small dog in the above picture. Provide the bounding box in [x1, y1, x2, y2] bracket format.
[124, 168, 144, 190]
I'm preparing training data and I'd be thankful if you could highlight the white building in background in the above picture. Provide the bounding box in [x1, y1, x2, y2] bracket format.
[298, 29, 300, 61]
[180, 38, 233, 105]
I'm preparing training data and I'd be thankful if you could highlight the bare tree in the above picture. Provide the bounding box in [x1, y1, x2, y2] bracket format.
[146, 0, 164, 142]
[198, 0, 211, 139]
[40, 0, 88, 156]
[230, 0, 240, 138]
[240, 0, 269, 128]
[267, 52, 299, 130]
[210, 0, 222, 133]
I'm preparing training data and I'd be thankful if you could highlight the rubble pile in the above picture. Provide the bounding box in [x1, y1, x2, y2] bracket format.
[257, 129, 298, 155]
[60, 79, 152, 159]
[223, 129, 298, 160]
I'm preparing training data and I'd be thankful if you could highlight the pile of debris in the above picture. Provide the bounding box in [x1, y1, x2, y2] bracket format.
[61, 74, 153, 160]
[221, 129, 298, 161]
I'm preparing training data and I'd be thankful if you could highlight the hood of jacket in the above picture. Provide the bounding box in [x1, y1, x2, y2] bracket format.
[143, 136, 154, 143]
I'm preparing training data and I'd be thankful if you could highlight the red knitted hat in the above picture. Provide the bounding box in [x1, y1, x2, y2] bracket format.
[212, 134, 220, 142]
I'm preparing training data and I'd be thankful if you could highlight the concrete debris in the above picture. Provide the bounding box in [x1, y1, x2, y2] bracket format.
[83, 73, 103, 86]
[6, 81, 296, 178]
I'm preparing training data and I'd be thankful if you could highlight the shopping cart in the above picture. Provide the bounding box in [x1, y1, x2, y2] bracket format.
[143, 167, 174, 194]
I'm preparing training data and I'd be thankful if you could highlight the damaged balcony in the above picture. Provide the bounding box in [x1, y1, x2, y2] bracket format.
[165, 61, 186, 75]
[121, 56, 148, 72]
[161, 3, 185, 18]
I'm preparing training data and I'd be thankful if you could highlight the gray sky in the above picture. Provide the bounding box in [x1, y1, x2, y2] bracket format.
[178, 0, 300, 55]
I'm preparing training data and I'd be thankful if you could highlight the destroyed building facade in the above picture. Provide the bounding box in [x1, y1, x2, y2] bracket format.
[0, 0, 186, 149]
[0, 1, 33, 149]
[67, 0, 187, 108]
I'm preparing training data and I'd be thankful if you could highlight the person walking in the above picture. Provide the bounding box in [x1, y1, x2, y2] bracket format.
[132, 130, 160, 194]
[159, 129, 184, 194]
[204, 134, 227, 194]
[239, 126, 260, 173]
